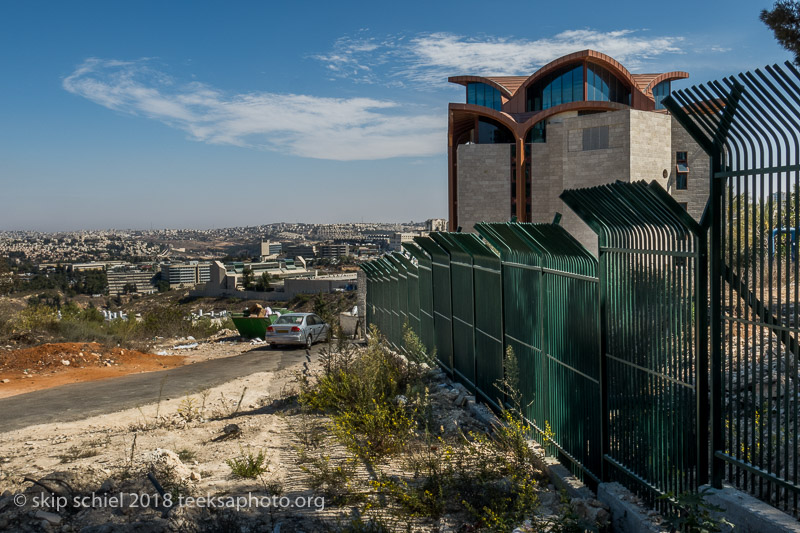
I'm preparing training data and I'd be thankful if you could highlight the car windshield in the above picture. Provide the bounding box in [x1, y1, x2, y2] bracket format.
[275, 315, 304, 325]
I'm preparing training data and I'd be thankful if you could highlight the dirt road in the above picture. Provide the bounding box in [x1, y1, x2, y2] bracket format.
[0, 345, 318, 432]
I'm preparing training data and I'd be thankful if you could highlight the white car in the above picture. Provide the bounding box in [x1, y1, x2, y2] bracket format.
[265, 312, 330, 348]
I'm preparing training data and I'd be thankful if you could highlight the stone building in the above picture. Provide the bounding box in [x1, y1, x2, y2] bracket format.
[448, 49, 707, 250]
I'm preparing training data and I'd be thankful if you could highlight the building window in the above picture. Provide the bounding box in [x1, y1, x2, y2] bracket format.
[467, 83, 502, 111]
[678, 202, 688, 211]
[526, 64, 584, 111]
[478, 117, 514, 144]
[582, 126, 609, 151]
[676, 151, 689, 190]
[587, 64, 631, 106]
[652, 80, 671, 110]
[525, 120, 546, 143]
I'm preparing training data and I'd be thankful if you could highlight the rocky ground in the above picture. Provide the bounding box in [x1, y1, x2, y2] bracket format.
[0, 339, 609, 532]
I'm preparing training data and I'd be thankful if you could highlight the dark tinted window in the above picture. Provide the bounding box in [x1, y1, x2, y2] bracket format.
[587, 64, 631, 106]
[526, 64, 584, 111]
[467, 83, 502, 111]
[477, 117, 514, 144]
[653, 80, 671, 110]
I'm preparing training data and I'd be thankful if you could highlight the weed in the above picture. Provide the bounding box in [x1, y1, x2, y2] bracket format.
[177, 448, 196, 463]
[177, 396, 202, 422]
[59, 445, 101, 463]
[226, 447, 268, 479]
[332, 398, 416, 462]
[659, 488, 733, 533]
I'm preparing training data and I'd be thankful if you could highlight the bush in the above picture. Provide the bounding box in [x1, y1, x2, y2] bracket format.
[227, 448, 269, 479]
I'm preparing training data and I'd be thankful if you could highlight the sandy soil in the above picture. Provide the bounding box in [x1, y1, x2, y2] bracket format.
[0, 333, 258, 399]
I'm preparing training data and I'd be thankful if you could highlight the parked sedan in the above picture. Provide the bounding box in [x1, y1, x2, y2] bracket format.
[265, 312, 330, 349]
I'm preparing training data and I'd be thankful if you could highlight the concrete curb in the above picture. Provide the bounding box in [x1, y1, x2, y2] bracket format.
[701, 484, 800, 533]
[597, 482, 667, 533]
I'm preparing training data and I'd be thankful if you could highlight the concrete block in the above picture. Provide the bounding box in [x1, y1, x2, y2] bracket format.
[701, 484, 800, 533]
[597, 482, 667, 533]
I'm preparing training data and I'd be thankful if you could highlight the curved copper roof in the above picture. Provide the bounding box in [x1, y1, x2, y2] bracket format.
[448, 49, 688, 108]
[641, 71, 690, 96]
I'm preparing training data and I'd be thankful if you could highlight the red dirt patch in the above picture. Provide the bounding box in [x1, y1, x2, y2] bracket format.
[0, 342, 185, 398]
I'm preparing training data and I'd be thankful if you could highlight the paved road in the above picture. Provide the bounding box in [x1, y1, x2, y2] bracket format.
[0, 345, 316, 433]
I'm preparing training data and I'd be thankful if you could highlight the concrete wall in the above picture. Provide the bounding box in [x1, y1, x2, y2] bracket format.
[456, 143, 512, 232]
[530, 110, 634, 254]
[670, 116, 710, 221]
[629, 109, 672, 188]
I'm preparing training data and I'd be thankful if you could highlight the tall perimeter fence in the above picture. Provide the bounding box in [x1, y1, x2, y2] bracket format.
[362, 62, 800, 517]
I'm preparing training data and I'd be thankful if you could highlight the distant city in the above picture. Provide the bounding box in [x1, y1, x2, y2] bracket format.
[0, 220, 447, 299]
[0, 220, 446, 263]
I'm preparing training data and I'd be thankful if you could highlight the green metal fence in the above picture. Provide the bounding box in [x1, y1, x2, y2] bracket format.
[403, 241, 436, 355]
[562, 181, 707, 505]
[476, 222, 601, 483]
[431, 232, 477, 391]
[666, 62, 800, 516]
[362, 182, 706, 504]
[448, 233, 504, 410]
[415, 236, 454, 374]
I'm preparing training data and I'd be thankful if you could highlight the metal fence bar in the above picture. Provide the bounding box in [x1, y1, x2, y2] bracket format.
[667, 61, 800, 516]
[562, 181, 706, 507]
[414, 236, 454, 374]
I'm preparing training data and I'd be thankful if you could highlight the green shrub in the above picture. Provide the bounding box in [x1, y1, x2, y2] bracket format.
[332, 398, 416, 462]
[13, 304, 58, 334]
[226, 448, 268, 479]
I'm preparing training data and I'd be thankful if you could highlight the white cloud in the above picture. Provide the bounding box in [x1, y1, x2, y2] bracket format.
[63, 58, 444, 161]
[317, 29, 685, 86]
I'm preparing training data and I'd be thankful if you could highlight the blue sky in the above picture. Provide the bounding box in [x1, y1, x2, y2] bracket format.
[0, 0, 791, 231]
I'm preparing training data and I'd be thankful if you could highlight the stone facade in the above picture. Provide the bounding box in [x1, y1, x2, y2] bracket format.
[456, 143, 512, 232]
[456, 109, 706, 253]
[669, 116, 709, 221]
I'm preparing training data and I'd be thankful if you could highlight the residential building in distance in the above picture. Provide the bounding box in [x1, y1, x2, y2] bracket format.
[107, 266, 158, 296]
[259, 240, 283, 261]
[317, 243, 350, 259]
[447, 49, 706, 250]
[426, 218, 448, 232]
[160, 261, 211, 288]
[389, 232, 423, 251]
[283, 244, 316, 260]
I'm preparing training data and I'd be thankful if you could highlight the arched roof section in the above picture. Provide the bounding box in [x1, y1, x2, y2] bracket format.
[449, 103, 519, 134]
[642, 71, 690, 96]
[519, 50, 640, 94]
[448, 76, 515, 99]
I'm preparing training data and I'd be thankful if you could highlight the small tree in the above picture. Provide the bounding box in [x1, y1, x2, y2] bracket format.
[242, 267, 255, 291]
[0, 256, 11, 295]
[255, 272, 271, 292]
[761, 1, 800, 64]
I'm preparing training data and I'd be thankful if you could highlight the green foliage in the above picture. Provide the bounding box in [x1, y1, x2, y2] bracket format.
[332, 398, 416, 461]
[2, 300, 221, 347]
[300, 328, 423, 462]
[226, 447, 269, 479]
[313, 293, 333, 325]
[659, 488, 733, 533]
[0, 256, 11, 295]
[177, 448, 196, 463]
[13, 304, 59, 334]
[242, 267, 255, 291]
[255, 272, 271, 292]
[761, 1, 800, 65]
[402, 322, 436, 368]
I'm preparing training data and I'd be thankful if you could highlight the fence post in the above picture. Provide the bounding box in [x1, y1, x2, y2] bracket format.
[597, 232, 609, 483]
[709, 146, 723, 489]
